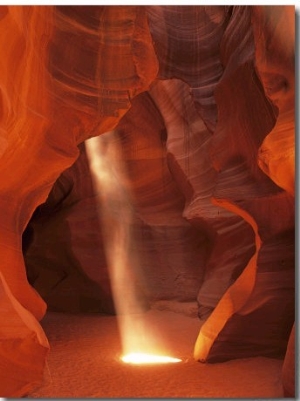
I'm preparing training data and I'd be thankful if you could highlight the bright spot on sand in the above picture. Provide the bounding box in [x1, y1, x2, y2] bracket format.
[121, 353, 182, 365]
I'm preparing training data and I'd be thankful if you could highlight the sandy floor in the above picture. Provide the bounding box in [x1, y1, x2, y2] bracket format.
[28, 309, 284, 398]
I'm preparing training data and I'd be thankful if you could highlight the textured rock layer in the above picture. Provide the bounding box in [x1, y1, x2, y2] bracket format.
[0, 5, 295, 397]
[0, 5, 157, 396]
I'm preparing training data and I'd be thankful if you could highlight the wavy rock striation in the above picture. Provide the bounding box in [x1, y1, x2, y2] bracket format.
[193, 5, 294, 363]
[0, 5, 157, 396]
[0, 5, 295, 397]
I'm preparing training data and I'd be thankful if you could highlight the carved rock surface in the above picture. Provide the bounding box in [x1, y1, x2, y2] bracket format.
[193, 5, 294, 363]
[0, 5, 295, 397]
[0, 5, 157, 396]
[23, 143, 115, 314]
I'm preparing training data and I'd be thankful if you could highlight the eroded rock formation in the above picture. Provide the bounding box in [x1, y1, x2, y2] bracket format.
[0, 5, 295, 397]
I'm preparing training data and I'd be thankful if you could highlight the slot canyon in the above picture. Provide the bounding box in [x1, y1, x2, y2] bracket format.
[0, 5, 295, 398]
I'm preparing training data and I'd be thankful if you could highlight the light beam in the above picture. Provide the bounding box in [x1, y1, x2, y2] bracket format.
[85, 132, 181, 365]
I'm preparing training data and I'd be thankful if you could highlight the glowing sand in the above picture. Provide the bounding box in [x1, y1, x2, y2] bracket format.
[121, 352, 182, 364]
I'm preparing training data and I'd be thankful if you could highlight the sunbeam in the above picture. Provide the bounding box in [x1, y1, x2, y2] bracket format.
[85, 131, 182, 364]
